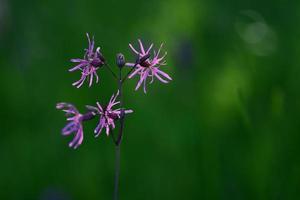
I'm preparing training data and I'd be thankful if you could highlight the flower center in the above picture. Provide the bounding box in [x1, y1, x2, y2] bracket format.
[90, 57, 103, 67]
[140, 60, 151, 68]
[106, 111, 118, 120]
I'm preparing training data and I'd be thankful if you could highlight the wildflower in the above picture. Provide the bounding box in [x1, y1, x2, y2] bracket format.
[56, 103, 95, 149]
[87, 91, 133, 137]
[69, 33, 105, 88]
[126, 39, 172, 93]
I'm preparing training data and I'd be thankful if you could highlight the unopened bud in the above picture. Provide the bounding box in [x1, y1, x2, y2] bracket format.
[116, 53, 125, 68]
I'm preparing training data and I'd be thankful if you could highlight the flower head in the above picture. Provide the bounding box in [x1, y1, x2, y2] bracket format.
[126, 39, 172, 93]
[87, 91, 133, 137]
[56, 102, 85, 149]
[69, 33, 105, 88]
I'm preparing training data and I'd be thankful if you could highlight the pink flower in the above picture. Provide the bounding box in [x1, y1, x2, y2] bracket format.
[87, 91, 133, 137]
[69, 33, 105, 88]
[56, 103, 85, 149]
[126, 39, 172, 93]
[56, 103, 95, 149]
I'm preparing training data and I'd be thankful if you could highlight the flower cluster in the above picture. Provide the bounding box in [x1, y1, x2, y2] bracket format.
[57, 33, 172, 148]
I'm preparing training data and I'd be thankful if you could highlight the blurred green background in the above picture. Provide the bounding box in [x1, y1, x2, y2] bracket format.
[1, 0, 300, 199]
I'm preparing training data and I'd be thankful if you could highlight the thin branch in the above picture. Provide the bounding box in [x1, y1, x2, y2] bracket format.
[104, 63, 118, 80]
[121, 62, 138, 84]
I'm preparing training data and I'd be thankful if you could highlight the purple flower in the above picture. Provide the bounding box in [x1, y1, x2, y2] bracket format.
[56, 103, 85, 149]
[69, 33, 105, 88]
[87, 91, 133, 137]
[126, 39, 172, 93]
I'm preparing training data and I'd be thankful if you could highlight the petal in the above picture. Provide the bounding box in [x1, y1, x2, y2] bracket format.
[107, 91, 120, 111]
[69, 62, 88, 72]
[73, 128, 84, 149]
[138, 39, 145, 54]
[107, 101, 120, 111]
[143, 77, 147, 93]
[105, 125, 110, 136]
[150, 73, 154, 84]
[108, 93, 116, 105]
[66, 116, 76, 121]
[76, 79, 86, 88]
[128, 66, 143, 78]
[94, 117, 105, 137]
[89, 70, 94, 87]
[125, 109, 133, 114]
[94, 125, 104, 137]
[157, 43, 164, 57]
[125, 63, 136, 67]
[111, 120, 115, 129]
[86, 105, 99, 113]
[90, 36, 95, 52]
[86, 33, 94, 52]
[135, 75, 145, 91]
[62, 122, 78, 136]
[146, 43, 153, 54]
[129, 43, 140, 55]
[69, 126, 83, 149]
[56, 102, 68, 109]
[155, 73, 169, 83]
[110, 90, 119, 104]
[96, 102, 103, 112]
[135, 70, 149, 91]
[57, 103, 79, 113]
[94, 71, 99, 83]
[70, 58, 86, 63]
[157, 52, 167, 63]
[86, 33, 91, 46]
[72, 75, 86, 88]
[156, 68, 172, 80]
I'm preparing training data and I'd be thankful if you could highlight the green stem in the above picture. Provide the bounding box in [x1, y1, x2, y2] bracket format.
[113, 144, 121, 200]
[113, 67, 125, 200]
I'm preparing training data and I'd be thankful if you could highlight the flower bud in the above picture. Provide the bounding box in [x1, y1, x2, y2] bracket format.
[116, 53, 125, 68]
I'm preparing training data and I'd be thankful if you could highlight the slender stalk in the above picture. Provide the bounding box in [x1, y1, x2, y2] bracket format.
[113, 67, 125, 200]
[117, 68, 125, 145]
[121, 62, 137, 83]
[113, 144, 120, 200]
[111, 129, 117, 145]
